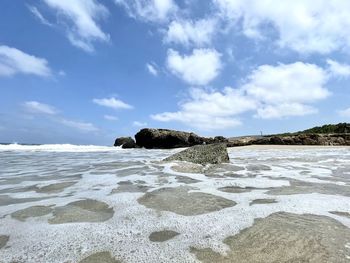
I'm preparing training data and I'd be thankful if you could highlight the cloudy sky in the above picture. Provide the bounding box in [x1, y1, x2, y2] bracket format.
[1, 0, 350, 145]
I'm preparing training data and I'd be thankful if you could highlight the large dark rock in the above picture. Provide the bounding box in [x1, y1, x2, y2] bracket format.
[135, 128, 207, 149]
[163, 143, 230, 165]
[114, 137, 136, 149]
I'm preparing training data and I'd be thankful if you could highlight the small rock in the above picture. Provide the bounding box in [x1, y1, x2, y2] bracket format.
[164, 143, 230, 165]
[114, 137, 136, 148]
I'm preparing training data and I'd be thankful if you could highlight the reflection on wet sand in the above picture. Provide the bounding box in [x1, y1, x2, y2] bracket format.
[0, 235, 9, 249]
[149, 230, 179, 242]
[79, 252, 121, 263]
[192, 212, 350, 263]
[138, 186, 236, 216]
[49, 199, 114, 224]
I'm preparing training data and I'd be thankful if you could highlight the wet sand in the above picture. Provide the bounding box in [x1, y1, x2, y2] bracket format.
[79, 252, 121, 263]
[149, 230, 180, 242]
[192, 212, 350, 263]
[49, 199, 114, 224]
[138, 186, 236, 216]
[0, 235, 9, 249]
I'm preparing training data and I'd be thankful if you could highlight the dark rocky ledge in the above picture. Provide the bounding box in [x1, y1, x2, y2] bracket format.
[230, 133, 350, 147]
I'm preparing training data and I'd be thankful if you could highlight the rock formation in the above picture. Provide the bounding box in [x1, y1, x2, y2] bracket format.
[135, 128, 206, 149]
[163, 143, 230, 164]
[252, 133, 350, 146]
[114, 123, 350, 149]
[114, 137, 136, 148]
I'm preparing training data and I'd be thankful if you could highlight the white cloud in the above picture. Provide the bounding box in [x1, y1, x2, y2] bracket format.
[23, 100, 98, 133]
[165, 18, 217, 47]
[338, 107, 350, 118]
[214, 0, 350, 54]
[104, 115, 118, 121]
[0, 45, 52, 77]
[93, 97, 133, 110]
[166, 48, 222, 86]
[151, 88, 256, 130]
[60, 118, 98, 132]
[146, 63, 158, 76]
[327, 59, 350, 78]
[27, 5, 53, 26]
[243, 62, 330, 119]
[42, 0, 110, 52]
[115, 0, 177, 23]
[153, 61, 331, 129]
[243, 62, 330, 104]
[133, 121, 147, 127]
[23, 101, 58, 115]
[255, 103, 317, 119]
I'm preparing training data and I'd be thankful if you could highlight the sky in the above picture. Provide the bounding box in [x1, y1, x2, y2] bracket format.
[1, 0, 350, 145]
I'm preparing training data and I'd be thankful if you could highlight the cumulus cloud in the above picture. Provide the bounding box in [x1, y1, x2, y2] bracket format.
[338, 108, 350, 118]
[214, 0, 350, 54]
[243, 62, 330, 104]
[153, 62, 331, 129]
[104, 115, 118, 121]
[152, 88, 256, 130]
[23, 101, 58, 115]
[115, 0, 177, 23]
[146, 63, 158, 76]
[41, 0, 110, 52]
[166, 48, 222, 86]
[0, 45, 52, 77]
[93, 97, 133, 110]
[165, 18, 217, 47]
[326, 59, 350, 78]
[243, 62, 329, 119]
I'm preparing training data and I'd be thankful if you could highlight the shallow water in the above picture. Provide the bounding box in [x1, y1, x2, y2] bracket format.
[0, 144, 350, 262]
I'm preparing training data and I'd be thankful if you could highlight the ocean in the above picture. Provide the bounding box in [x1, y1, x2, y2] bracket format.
[0, 144, 350, 262]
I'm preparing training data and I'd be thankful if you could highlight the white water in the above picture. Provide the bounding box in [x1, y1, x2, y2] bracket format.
[0, 143, 122, 152]
[0, 145, 349, 262]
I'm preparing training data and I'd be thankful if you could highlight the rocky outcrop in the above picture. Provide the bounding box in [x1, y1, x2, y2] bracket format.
[135, 128, 207, 149]
[116, 126, 350, 149]
[134, 128, 229, 149]
[114, 137, 136, 148]
[163, 143, 230, 164]
[252, 133, 350, 146]
[227, 136, 256, 147]
[206, 136, 229, 144]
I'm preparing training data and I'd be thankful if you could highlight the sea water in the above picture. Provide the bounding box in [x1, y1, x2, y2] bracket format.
[0, 144, 350, 262]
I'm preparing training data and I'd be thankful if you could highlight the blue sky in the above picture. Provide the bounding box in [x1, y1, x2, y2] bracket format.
[1, 0, 350, 145]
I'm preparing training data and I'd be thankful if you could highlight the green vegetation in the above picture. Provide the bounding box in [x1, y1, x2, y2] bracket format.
[269, 123, 350, 137]
[300, 123, 350, 134]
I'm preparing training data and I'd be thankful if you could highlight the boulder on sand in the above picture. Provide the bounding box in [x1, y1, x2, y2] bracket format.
[135, 128, 205, 149]
[163, 143, 230, 165]
[114, 137, 136, 149]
